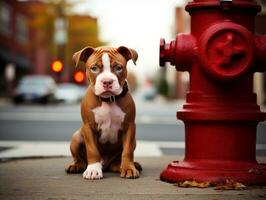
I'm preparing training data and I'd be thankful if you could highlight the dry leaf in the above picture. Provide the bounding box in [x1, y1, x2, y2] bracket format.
[177, 180, 211, 188]
[215, 179, 246, 190]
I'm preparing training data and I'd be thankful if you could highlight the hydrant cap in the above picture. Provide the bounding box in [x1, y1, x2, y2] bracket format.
[198, 22, 254, 81]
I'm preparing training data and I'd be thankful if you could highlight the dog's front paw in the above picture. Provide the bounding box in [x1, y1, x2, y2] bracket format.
[120, 162, 140, 179]
[83, 162, 103, 180]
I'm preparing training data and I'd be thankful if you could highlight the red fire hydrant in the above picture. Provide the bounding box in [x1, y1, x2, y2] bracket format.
[160, 0, 266, 185]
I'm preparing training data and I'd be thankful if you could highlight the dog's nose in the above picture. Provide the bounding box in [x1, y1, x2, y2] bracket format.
[102, 79, 114, 88]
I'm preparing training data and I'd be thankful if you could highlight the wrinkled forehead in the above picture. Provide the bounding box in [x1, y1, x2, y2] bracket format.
[86, 47, 127, 66]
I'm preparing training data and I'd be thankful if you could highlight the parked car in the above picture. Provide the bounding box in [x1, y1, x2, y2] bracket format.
[13, 75, 56, 104]
[141, 79, 157, 101]
[54, 83, 86, 104]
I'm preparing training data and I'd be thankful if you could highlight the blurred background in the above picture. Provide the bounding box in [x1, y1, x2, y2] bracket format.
[0, 0, 265, 158]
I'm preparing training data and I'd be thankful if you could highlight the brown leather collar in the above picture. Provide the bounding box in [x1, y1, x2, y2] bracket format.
[97, 82, 128, 103]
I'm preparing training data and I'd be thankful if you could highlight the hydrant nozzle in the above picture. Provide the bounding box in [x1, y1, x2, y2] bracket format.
[159, 38, 174, 67]
[160, 34, 196, 71]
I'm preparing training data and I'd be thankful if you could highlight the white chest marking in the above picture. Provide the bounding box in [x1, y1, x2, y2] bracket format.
[92, 102, 125, 144]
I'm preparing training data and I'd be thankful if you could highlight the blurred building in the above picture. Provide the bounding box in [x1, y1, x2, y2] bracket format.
[0, 0, 102, 96]
[255, 0, 266, 105]
[0, 0, 31, 96]
[165, 6, 190, 99]
[173, 7, 190, 99]
[66, 14, 102, 82]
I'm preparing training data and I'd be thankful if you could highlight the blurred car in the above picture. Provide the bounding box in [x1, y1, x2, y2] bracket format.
[13, 75, 56, 104]
[143, 86, 157, 101]
[54, 83, 86, 104]
[142, 79, 157, 101]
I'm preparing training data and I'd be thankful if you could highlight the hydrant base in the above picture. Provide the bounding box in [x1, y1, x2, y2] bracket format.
[160, 161, 266, 185]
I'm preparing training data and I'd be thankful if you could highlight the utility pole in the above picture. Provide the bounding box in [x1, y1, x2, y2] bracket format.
[53, 0, 68, 82]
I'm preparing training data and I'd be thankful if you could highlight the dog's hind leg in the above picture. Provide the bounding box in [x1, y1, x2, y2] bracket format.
[109, 159, 121, 173]
[65, 129, 87, 173]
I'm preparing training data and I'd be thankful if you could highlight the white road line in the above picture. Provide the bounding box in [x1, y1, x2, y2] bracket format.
[137, 116, 181, 125]
[155, 141, 185, 149]
[0, 141, 70, 158]
[0, 140, 163, 158]
[135, 141, 163, 157]
[0, 140, 265, 159]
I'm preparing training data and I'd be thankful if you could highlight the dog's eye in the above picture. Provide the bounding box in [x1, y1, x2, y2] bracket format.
[114, 65, 123, 73]
[90, 65, 100, 74]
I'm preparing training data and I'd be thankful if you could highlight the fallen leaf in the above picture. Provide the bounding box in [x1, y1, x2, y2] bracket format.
[215, 179, 246, 190]
[177, 180, 211, 188]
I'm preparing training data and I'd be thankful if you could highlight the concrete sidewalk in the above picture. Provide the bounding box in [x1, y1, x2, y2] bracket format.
[0, 156, 266, 200]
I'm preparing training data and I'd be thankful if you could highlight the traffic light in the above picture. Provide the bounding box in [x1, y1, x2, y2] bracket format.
[73, 71, 85, 83]
[51, 60, 63, 73]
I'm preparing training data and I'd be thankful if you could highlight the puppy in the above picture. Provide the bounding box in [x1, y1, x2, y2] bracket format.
[66, 46, 142, 180]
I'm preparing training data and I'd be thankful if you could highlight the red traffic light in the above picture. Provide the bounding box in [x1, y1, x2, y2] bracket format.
[51, 60, 63, 73]
[74, 71, 85, 83]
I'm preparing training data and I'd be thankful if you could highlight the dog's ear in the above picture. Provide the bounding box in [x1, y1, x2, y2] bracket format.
[73, 47, 95, 67]
[117, 46, 138, 65]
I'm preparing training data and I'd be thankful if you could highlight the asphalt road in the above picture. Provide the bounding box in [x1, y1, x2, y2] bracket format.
[0, 120, 184, 142]
[0, 100, 265, 143]
[0, 101, 183, 142]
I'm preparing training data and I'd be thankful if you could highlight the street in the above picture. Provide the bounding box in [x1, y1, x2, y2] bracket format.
[0, 99, 266, 157]
[0, 99, 184, 141]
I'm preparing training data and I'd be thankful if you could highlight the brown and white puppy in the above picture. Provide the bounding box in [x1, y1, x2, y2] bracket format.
[66, 46, 142, 180]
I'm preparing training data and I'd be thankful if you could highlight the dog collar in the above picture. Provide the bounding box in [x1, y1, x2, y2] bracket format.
[98, 82, 128, 103]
